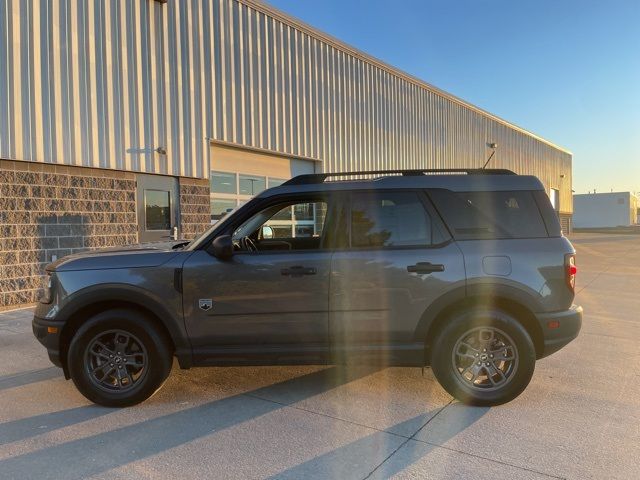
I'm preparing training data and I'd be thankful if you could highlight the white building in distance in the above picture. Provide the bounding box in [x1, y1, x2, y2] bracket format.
[573, 192, 639, 228]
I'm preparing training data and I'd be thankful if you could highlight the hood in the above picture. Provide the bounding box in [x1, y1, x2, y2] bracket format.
[46, 241, 188, 272]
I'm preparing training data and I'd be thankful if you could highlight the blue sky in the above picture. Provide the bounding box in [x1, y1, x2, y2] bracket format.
[268, 0, 640, 194]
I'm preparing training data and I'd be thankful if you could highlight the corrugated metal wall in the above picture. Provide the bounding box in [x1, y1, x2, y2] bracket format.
[0, 0, 206, 177]
[0, 0, 573, 212]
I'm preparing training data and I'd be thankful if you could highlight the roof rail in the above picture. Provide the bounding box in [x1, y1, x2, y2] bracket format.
[282, 168, 516, 186]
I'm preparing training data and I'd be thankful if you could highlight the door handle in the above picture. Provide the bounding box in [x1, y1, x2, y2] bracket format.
[407, 262, 445, 274]
[281, 266, 317, 276]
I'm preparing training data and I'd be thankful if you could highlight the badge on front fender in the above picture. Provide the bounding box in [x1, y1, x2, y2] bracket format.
[198, 299, 213, 311]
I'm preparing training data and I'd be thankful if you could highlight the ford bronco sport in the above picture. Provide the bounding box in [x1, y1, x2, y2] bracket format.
[33, 169, 582, 407]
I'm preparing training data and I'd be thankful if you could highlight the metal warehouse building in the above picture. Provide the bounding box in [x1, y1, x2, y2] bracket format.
[573, 192, 639, 228]
[0, 0, 572, 308]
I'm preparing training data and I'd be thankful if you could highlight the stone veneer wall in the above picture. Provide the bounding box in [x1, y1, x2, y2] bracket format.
[0, 160, 137, 310]
[179, 177, 211, 240]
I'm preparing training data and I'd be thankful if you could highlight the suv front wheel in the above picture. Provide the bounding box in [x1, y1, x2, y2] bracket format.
[430, 308, 536, 406]
[67, 309, 173, 407]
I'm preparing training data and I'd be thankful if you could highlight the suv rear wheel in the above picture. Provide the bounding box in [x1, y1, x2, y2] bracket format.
[430, 308, 536, 406]
[67, 309, 173, 407]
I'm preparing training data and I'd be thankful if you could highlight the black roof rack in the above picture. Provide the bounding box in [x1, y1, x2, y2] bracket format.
[282, 168, 516, 186]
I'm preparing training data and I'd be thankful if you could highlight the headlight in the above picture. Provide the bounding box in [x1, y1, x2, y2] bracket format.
[41, 273, 53, 304]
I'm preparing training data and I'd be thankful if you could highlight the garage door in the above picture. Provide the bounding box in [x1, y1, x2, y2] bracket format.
[209, 144, 318, 223]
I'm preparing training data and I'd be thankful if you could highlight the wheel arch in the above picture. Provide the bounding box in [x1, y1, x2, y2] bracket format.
[416, 285, 545, 361]
[57, 285, 192, 376]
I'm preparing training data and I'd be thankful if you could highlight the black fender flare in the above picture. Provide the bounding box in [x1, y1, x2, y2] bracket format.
[56, 284, 192, 367]
[413, 283, 544, 343]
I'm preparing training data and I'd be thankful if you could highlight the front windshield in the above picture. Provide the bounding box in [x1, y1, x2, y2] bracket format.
[186, 203, 246, 250]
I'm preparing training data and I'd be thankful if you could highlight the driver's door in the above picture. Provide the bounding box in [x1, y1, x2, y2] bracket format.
[181, 194, 335, 361]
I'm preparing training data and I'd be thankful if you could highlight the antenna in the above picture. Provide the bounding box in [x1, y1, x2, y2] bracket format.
[482, 142, 498, 169]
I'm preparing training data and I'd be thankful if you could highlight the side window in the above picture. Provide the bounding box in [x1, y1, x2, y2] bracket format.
[263, 201, 327, 239]
[233, 199, 328, 251]
[428, 189, 548, 239]
[350, 192, 445, 248]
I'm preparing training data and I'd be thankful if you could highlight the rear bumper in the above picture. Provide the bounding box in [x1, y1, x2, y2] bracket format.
[536, 304, 583, 358]
[32, 315, 65, 369]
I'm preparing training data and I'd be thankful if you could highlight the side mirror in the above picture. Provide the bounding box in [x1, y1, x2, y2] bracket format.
[261, 225, 274, 239]
[210, 234, 233, 260]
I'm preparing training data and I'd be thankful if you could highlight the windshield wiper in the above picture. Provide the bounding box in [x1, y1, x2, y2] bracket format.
[171, 241, 190, 250]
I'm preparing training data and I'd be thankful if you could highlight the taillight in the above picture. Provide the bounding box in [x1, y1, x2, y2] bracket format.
[565, 254, 577, 292]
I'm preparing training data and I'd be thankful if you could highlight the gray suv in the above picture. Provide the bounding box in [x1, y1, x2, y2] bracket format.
[33, 169, 582, 407]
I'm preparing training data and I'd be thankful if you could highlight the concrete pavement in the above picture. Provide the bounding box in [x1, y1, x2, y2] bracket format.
[0, 233, 639, 479]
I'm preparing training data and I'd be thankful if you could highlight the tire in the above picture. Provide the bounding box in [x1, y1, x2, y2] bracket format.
[67, 309, 173, 407]
[430, 308, 536, 406]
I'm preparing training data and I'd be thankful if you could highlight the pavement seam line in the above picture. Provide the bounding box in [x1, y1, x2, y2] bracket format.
[575, 240, 640, 296]
[361, 399, 455, 479]
[241, 391, 411, 440]
[576, 267, 612, 296]
[413, 439, 566, 480]
[362, 400, 566, 480]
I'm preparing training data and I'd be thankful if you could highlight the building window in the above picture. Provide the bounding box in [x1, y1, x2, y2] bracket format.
[211, 171, 237, 194]
[268, 178, 287, 188]
[210, 171, 290, 223]
[239, 174, 266, 196]
[144, 190, 171, 230]
[211, 199, 237, 222]
[234, 200, 327, 245]
[263, 202, 326, 238]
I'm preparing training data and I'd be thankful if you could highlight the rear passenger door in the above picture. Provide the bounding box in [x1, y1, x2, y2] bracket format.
[329, 190, 466, 350]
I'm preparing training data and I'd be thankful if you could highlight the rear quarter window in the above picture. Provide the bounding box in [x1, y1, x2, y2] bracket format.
[428, 189, 549, 239]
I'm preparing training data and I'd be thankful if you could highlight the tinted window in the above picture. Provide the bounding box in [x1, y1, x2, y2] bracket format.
[268, 178, 286, 188]
[233, 199, 328, 251]
[350, 192, 442, 248]
[239, 175, 266, 195]
[264, 201, 327, 239]
[144, 190, 171, 230]
[210, 171, 237, 194]
[211, 198, 237, 222]
[429, 189, 548, 239]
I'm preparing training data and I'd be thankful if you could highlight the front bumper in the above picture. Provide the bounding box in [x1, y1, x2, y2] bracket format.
[536, 304, 583, 358]
[32, 314, 65, 369]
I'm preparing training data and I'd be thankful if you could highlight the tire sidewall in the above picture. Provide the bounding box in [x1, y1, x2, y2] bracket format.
[431, 308, 536, 406]
[68, 309, 172, 407]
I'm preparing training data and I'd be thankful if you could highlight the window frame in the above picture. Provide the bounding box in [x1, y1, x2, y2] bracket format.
[262, 201, 325, 239]
[268, 177, 287, 189]
[238, 173, 267, 196]
[214, 191, 340, 255]
[143, 189, 172, 231]
[209, 170, 295, 224]
[426, 188, 551, 241]
[210, 198, 239, 223]
[339, 189, 452, 251]
[210, 171, 238, 195]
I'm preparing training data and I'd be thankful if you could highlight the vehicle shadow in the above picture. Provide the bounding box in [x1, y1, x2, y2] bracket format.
[0, 367, 61, 391]
[0, 365, 381, 479]
[268, 403, 489, 479]
[0, 405, 112, 447]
